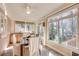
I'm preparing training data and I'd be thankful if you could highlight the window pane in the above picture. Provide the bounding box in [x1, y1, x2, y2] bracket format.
[15, 24, 21, 32]
[15, 23, 34, 33]
[39, 24, 44, 36]
[61, 8, 77, 17]
[60, 16, 77, 48]
[48, 21, 59, 43]
[59, 20, 63, 43]
[67, 16, 77, 48]
[20, 24, 25, 32]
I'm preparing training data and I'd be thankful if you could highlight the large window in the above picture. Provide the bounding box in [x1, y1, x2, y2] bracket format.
[37, 23, 44, 37]
[15, 22, 34, 33]
[48, 8, 78, 49]
[48, 21, 59, 43]
[0, 12, 5, 33]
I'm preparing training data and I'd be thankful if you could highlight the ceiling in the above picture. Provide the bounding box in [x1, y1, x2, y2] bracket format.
[3, 3, 64, 22]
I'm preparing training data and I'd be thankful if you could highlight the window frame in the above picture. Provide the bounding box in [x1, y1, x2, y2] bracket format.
[46, 4, 79, 50]
[15, 21, 35, 33]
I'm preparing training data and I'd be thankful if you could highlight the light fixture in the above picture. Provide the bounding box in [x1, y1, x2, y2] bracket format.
[26, 4, 31, 14]
[26, 11, 31, 14]
[24, 4, 31, 33]
[5, 11, 7, 16]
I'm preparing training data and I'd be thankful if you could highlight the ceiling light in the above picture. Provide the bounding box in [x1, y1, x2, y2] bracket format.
[26, 4, 31, 14]
[5, 11, 8, 16]
[26, 11, 31, 14]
